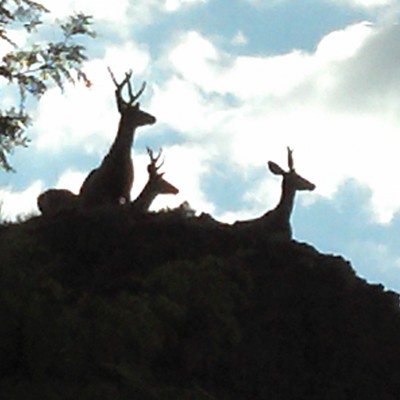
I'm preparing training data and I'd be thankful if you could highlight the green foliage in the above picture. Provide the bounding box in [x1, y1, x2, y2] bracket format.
[0, 0, 48, 36]
[0, 107, 29, 170]
[0, 1, 95, 170]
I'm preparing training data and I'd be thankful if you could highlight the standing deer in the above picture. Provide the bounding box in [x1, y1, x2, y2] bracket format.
[37, 189, 78, 216]
[79, 68, 156, 208]
[235, 147, 315, 240]
[131, 147, 179, 213]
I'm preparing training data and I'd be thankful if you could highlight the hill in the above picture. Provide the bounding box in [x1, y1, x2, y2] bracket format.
[1, 207, 400, 399]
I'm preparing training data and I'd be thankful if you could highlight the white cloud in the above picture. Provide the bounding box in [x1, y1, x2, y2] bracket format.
[165, 0, 208, 12]
[348, 239, 400, 290]
[33, 81, 115, 155]
[166, 23, 375, 100]
[150, 145, 215, 213]
[0, 170, 86, 220]
[131, 145, 214, 213]
[241, 0, 285, 7]
[315, 22, 373, 61]
[40, 0, 130, 22]
[168, 31, 221, 85]
[40, 0, 207, 29]
[55, 170, 86, 194]
[246, 0, 397, 10]
[33, 42, 151, 155]
[6, 16, 400, 228]
[328, 0, 395, 9]
[231, 31, 248, 46]
[0, 181, 43, 220]
[35, 21, 387, 227]
[151, 21, 400, 224]
[151, 76, 229, 137]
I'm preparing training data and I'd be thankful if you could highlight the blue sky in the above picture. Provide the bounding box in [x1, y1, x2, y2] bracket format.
[2, 0, 400, 291]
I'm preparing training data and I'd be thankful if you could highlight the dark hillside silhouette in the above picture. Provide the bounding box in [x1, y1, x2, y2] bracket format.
[1, 208, 400, 399]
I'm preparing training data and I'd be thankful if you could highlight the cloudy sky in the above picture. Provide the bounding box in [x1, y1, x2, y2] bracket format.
[2, 0, 400, 291]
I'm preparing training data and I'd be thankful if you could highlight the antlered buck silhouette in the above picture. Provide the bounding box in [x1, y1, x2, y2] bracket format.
[79, 68, 156, 208]
[131, 147, 179, 213]
[235, 147, 315, 240]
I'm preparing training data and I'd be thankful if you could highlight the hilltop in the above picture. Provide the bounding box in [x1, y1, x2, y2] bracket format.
[1, 207, 400, 399]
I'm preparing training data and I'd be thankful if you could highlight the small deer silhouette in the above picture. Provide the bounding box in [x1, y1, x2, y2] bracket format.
[235, 147, 315, 239]
[37, 189, 78, 216]
[131, 147, 179, 213]
[79, 68, 156, 208]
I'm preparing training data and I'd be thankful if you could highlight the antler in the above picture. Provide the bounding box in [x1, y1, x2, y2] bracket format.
[108, 67, 147, 111]
[146, 147, 164, 176]
[287, 147, 294, 171]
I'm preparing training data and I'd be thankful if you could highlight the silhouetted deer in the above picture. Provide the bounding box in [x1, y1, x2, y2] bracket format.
[131, 147, 179, 213]
[235, 147, 315, 240]
[37, 189, 78, 216]
[79, 68, 156, 208]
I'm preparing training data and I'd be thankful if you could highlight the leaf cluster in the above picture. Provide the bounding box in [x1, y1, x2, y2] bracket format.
[0, 0, 48, 39]
[0, 1, 95, 170]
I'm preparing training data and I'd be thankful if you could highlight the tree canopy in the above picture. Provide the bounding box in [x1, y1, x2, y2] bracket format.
[0, 0, 95, 171]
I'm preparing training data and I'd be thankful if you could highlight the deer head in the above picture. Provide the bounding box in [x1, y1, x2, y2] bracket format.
[108, 67, 156, 127]
[268, 147, 315, 193]
[130, 147, 179, 213]
[146, 147, 179, 195]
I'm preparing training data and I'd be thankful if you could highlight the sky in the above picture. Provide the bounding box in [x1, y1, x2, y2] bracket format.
[2, 0, 400, 291]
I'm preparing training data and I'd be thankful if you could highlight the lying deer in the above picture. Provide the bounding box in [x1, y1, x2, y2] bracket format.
[37, 189, 78, 216]
[79, 68, 156, 208]
[235, 147, 315, 240]
[131, 147, 179, 213]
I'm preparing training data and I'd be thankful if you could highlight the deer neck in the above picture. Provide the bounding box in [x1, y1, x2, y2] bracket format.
[108, 116, 138, 159]
[131, 180, 157, 212]
[275, 179, 296, 221]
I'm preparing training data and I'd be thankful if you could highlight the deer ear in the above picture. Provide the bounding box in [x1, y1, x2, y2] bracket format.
[268, 161, 285, 175]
